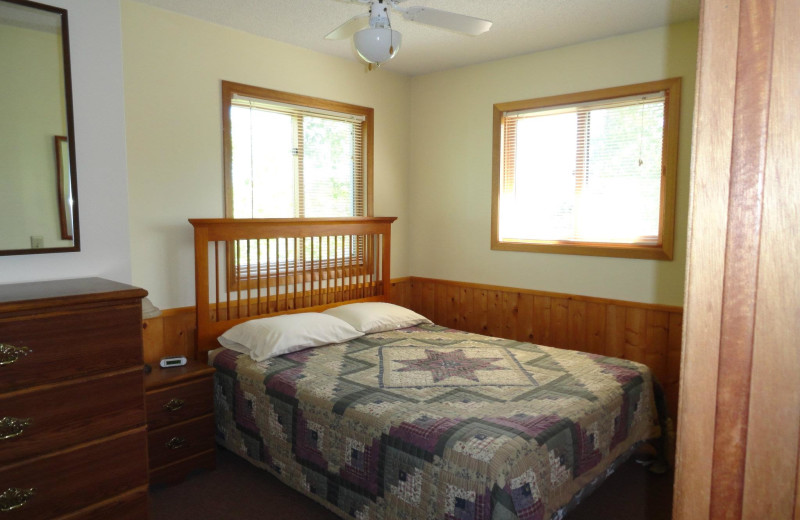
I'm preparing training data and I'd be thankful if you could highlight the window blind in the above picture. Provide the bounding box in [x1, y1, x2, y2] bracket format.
[232, 95, 367, 123]
[230, 95, 366, 219]
[499, 92, 666, 245]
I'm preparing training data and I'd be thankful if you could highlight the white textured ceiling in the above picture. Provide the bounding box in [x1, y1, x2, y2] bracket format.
[133, 0, 700, 76]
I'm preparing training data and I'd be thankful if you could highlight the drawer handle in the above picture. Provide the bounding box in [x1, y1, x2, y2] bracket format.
[162, 398, 185, 412]
[166, 436, 187, 450]
[0, 487, 35, 512]
[0, 344, 32, 367]
[0, 417, 32, 440]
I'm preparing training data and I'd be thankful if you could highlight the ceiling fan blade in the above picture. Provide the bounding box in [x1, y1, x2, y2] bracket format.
[325, 14, 370, 40]
[401, 7, 492, 36]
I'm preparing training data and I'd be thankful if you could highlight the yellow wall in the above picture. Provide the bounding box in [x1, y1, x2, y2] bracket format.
[122, 1, 411, 309]
[123, 0, 697, 309]
[407, 21, 698, 306]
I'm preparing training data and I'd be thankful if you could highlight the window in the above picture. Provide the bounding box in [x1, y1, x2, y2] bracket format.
[222, 81, 373, 218]
[221, 82, 374, 286]
[492, 78, 681, 260]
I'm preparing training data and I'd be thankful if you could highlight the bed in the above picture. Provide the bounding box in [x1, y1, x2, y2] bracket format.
[190, 217, 661, 520]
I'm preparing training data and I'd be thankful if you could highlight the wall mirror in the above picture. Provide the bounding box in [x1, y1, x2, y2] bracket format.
[0, 0, 79, 255]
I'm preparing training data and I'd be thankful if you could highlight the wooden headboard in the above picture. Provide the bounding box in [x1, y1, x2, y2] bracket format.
[190, 217, 397, 357]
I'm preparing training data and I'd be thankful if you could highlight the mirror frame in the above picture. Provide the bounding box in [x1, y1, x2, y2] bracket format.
[1, 0, 79, 255]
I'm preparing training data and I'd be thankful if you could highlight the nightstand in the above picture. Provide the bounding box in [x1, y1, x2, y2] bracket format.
[145, 360, 216, 486]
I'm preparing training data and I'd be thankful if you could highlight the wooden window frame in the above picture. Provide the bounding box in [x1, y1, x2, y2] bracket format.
[491, 78, 681, 260]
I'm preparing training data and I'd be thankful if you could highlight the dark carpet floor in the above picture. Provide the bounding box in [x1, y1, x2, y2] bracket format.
[150, 447, 673, 520]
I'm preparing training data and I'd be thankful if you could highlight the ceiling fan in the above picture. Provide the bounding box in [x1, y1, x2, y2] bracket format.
[325, 0, 492, 67]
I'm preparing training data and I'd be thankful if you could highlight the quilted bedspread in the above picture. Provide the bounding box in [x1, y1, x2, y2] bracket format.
[209, 324, 660, 520]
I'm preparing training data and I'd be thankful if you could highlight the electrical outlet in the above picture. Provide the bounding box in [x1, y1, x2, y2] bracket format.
[30, 236, 44, 248]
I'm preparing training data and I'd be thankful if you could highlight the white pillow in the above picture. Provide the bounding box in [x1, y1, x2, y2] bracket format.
[323, 302, 432, 334]
[217, 312, 364, 361]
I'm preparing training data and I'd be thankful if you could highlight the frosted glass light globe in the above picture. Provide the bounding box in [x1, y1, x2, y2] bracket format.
[354, 28, 401, 64]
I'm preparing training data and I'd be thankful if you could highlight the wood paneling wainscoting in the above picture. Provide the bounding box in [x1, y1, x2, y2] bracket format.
[143, 276, 682, 419]
[143, 308, 196, 366]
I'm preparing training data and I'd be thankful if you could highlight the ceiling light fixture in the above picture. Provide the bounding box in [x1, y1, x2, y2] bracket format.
[354, 0, 398, 66]
[354, 27, 401, 64]
[325, 0, 492, 69]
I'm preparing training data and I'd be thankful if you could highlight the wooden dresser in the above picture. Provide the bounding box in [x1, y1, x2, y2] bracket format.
[0, 278, 149, 519]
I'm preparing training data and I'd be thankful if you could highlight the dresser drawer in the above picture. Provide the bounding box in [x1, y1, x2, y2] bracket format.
[146, 377, 213, 430]
[0, 369, 146, 465]
[55, 487, 149, 520]
[0, 427, 148, 520]
[148, 414, 215, 470]
[0, 304, 143, 392]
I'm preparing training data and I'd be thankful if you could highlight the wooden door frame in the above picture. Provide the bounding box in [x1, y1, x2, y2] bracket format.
[674, 0, 800, 518]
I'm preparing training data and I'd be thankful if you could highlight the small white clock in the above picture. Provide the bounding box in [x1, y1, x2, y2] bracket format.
[159, 355, 187, 368]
